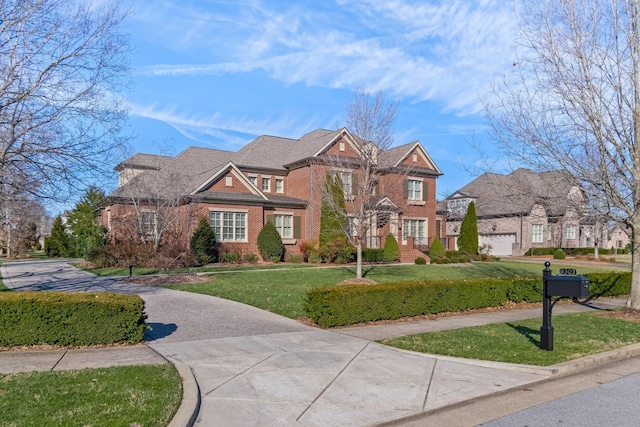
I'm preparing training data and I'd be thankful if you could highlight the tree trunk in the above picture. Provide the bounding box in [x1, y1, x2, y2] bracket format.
[356, 240, 363, 279]
[629, 223, 640, 309]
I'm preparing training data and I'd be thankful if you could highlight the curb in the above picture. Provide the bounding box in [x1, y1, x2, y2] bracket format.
[168, 363, 201, 427]
[551, 342, 640, 377]
[376, 343, 640, 426]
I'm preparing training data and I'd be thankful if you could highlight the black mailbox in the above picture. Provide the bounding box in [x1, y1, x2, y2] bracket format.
[546, 275, 589, 298]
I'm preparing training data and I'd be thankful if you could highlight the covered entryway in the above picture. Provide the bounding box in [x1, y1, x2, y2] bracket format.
[479, 233, 516, 256]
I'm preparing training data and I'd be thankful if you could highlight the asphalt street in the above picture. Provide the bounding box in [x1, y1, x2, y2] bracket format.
[480, 372, 640, 427]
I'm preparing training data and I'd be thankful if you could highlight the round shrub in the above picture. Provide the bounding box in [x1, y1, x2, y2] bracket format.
[554, 249, 566, 259]
[414, 257, 427, 265]
[257, 222, 284, 261]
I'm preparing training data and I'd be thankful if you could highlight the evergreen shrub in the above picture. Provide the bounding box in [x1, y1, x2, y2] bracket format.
[0, 292, 146, 347]
[362, 248, 385, 262]
[554, 249, 566, 259]
[383, 234, 401, 262]
[304, 272, 630, 327]
[257, 222, 284, 261]
[414, 257, 427, 265]
[429, 237, 445, 259]
[190, 217, 218, 264]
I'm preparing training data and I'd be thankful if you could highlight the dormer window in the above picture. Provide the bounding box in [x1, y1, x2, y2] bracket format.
[448, 198, 469, 215]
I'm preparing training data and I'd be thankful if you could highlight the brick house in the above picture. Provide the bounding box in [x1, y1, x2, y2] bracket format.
[99, 128, 443, 260]
[437, 169, 606, 256]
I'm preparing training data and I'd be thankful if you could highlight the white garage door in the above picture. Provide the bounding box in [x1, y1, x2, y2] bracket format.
[479, 234, 516, 256]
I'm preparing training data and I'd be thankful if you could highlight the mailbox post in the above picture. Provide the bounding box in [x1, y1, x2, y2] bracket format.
[540, 261, 590, 351]
[541, 262, 553, 350]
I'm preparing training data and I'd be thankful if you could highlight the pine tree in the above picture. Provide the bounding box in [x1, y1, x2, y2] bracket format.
[190, 217, 218, 264]
[458, 201, 479, 255]
[319, 173, 347, 248]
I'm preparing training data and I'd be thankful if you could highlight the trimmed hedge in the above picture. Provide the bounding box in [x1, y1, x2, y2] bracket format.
[304, 272, 631, 327]
[0, 292, 147, 347]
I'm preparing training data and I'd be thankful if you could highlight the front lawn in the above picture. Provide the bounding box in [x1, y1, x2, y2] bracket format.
[164, 261, 623, 319]
[0, 364, 182, 426]
[380, 311, 640, 366]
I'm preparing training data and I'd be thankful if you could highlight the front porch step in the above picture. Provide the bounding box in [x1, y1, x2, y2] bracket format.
[400, 248, 430, 264]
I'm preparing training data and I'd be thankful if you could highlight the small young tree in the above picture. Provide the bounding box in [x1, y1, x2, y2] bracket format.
[383, 234, 400, 262]
[46, 216, 75, 258]
[190, 217, 217, 264]
[458, 201, 479, 255]
[257, 222, 284, 262]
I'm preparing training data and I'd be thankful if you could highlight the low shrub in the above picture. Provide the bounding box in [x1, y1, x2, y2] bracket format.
[270, 255, 281, 263]
[87, 242, 198, 269]
[362, 248, 385, 263]
[414, 257, 427, 265]
[0, 292, 146, 347]
[244, 253, 258, 263]
[287, 254, 303, 263]
[320, 238, 355, 263]
[554, 249, 566, 259]
[222, 252, 239, 263]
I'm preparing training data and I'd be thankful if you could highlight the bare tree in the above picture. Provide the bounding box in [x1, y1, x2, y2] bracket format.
[484, 0, 640, 309]
[321, 88, 398, 279]
[0, 0, 130, 203]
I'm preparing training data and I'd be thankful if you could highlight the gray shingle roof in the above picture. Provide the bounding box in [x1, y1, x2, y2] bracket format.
[115, 153, 173, 171]
[440, 169, 578, 217]
[232, 129, 341, 169]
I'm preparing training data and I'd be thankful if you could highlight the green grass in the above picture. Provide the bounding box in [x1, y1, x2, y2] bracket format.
[0, 364, 182, 426]
[380, 312, 640, 366]
[164, 261, 623, 319]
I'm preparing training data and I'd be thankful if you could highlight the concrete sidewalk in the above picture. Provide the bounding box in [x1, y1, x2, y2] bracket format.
[1, 297, 637, 426]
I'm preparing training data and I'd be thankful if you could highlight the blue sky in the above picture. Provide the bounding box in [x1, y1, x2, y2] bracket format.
[121, 0, 517, 200]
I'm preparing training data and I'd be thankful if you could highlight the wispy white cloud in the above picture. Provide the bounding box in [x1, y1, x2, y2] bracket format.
[129, 102, 324, 148]
[131, 0, 516, 115]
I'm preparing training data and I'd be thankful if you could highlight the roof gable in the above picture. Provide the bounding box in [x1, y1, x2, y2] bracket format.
[192, 162, 267, 199]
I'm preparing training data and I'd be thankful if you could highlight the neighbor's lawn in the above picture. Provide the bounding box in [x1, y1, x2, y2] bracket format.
[164, 261, 622, 319]
[0, 364, 182, 427]
[380, 311, 640, 366]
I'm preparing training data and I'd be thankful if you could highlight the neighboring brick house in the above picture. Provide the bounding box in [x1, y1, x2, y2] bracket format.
[99, 128, 443, 259]
[437, 169, 606, 256]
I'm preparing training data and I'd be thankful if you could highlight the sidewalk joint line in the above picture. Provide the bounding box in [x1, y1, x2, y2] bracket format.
[51, 350, 68, 371]
[296, 341, 370, 423]
[423, 359, 438, 411]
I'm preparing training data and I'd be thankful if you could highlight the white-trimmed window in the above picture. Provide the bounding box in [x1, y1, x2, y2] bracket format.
[262, 177, 271, 192]
[403, 218, 426, 244]
[141, 211, 156, 235]
[274, 214, 293, 238]
[565, 224, 576, 240]
[210, 211, 247, 242]
[346, 216, 357, 237]
[532, 224, 544, 243]
[340, 171, 352, 195]
[248, 176, 257, 186]
[275, 178, 284, 193]
[407, 179, 422, 200]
